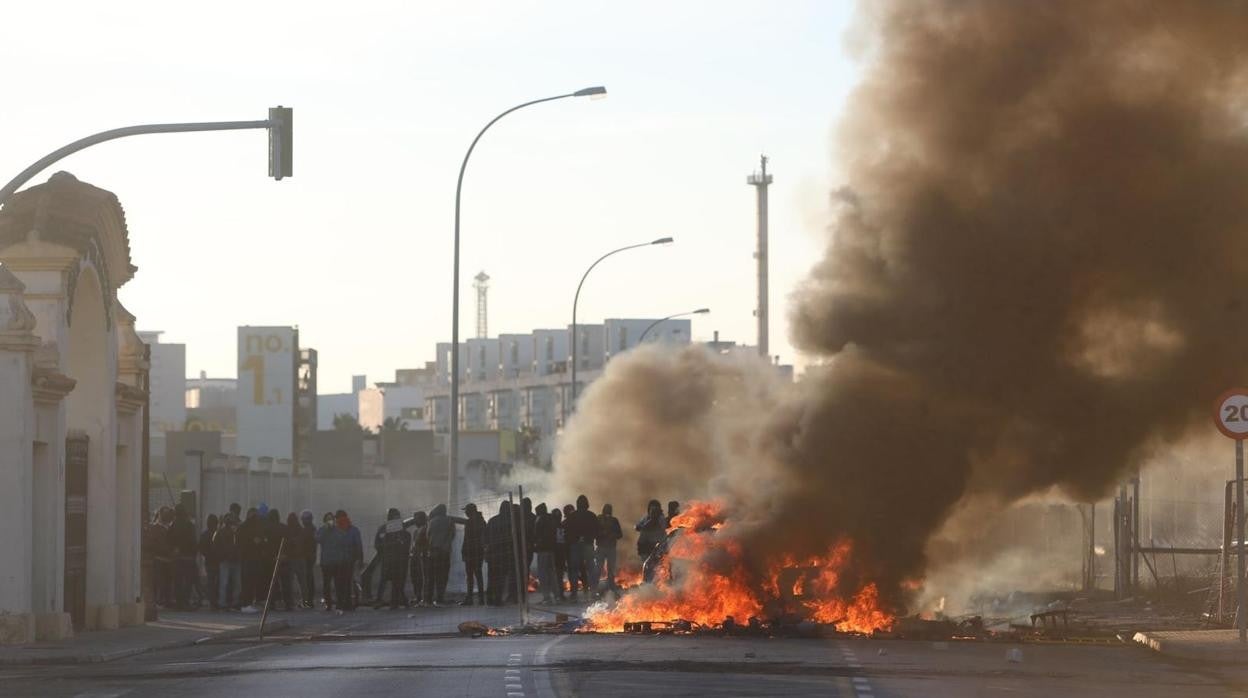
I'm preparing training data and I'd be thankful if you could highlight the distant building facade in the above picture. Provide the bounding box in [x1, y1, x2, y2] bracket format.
[137, 331, 185, 473]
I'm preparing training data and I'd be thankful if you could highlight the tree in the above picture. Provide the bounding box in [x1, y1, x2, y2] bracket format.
[379, 416, 408, 432]
[332, 413, 365, 433]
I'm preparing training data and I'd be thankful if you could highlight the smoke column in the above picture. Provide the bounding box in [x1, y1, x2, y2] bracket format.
[554, 0, 1248, 610]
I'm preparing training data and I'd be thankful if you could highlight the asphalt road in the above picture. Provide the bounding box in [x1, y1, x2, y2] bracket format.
[2, 614, 1246, 697]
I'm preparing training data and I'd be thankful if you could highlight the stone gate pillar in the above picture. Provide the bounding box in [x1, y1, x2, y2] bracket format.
[0, 266, 39, 644]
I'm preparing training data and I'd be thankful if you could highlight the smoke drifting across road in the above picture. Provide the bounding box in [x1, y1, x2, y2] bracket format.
[554, 1, 1248, 612]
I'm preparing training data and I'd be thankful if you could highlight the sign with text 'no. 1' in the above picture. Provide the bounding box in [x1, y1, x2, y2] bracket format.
[236, 326, 297, 461]
[1215, 388, 1248, 440]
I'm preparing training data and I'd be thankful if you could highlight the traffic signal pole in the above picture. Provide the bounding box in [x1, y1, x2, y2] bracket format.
[0, 106, 292, 207]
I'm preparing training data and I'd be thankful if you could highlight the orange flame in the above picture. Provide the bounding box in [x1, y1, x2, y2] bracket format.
[584, 500, 895, 634]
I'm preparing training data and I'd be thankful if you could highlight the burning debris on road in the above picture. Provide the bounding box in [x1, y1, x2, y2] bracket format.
[583, 501, 893, 635]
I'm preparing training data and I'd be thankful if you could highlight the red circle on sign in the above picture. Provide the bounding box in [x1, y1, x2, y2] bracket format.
[1214, 388, 1248, 440]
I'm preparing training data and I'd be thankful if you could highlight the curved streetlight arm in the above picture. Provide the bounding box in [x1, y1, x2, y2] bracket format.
[639, 308, 710, 343]
[0, 118, 276, 207]
[571, 239, 670, 406]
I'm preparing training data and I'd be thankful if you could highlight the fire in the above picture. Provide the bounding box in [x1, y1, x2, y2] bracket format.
[584, 500, 895, 634]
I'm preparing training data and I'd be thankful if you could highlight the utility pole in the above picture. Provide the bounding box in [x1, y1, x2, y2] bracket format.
[747, 155, 772, 358]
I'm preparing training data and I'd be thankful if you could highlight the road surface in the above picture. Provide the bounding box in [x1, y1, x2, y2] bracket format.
[1, 611, 1243, 697]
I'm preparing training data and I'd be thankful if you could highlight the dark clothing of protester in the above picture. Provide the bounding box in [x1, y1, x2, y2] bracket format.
[597, 514, 623, 591]
[423, 505, 454, 605]
[636, 512, 667, 558]
[486, 504, 514, 605]
[301, 520, 318, 607]
[378, 519, 412, 608]
[426, 504, 455, 553]
[200, 526, 220, 608]
[461, 510, 486, 604]
[410, 521, 428, 604]
[533, 512, 556, 553]
[553, 516, 569, 598]
[169, 517, 197, 609]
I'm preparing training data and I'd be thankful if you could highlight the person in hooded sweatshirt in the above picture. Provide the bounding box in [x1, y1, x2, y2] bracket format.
[486, 501, 513, 606]
[424, 504, 455, 605]
[596, 503, 624, 595]
[376, 508, 411, 609]
[636, 500, 667, 583]
[407, 510, 428, 606]
[238, 507, 265, 611]
[286, 512, 311, 610]
[533, 503, 557, 604]
[213, 513, 242, 610]
[264, 509, 295, 611]
[565, 495, 601, 601]
[199, 514, 220, 610]
[169, 504, 198, 610]
[551, 507, 568, 601]
[458, 504, 486, 606]
[299, 510, 318, 608]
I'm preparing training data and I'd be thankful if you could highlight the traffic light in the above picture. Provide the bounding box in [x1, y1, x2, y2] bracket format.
[268, 106, 293, 180]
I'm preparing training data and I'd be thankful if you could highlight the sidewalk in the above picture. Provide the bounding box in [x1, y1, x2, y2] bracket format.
[0, 610, 288, 666]
[1134, 629, 1248, 663]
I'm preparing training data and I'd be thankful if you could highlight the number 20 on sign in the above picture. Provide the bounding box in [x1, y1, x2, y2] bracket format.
[1215, 388, 1248, 440]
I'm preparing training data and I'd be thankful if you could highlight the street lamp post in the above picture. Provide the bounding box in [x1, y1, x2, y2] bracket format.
[638, 308, 710, 344]
[449, 86, 606, 508]
[570, 237, 674, 410]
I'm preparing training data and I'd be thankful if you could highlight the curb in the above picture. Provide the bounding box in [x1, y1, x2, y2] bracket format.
[0, 620, 289, 666]
[1133, 630, 1246, 665]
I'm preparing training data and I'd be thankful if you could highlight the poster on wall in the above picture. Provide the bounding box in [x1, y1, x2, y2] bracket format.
[236, 326, 296, 461]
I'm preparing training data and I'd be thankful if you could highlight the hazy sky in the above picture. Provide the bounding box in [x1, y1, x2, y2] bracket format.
[0, 1, 862, 393]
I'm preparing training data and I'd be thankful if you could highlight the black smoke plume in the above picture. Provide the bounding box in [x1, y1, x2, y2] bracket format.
[555, 0, 1248, 611]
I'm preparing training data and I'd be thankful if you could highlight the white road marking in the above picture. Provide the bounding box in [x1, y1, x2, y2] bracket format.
[73, 692, 132, 698]
[534, 634, 569, 698]
[212, 643, 267, 660]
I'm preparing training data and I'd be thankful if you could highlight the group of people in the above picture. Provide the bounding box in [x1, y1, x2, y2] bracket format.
[148, 495, 681, 612]
[150, 503, 365, 613]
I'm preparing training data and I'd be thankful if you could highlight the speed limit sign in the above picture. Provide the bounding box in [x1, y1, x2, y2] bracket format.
[1215, 388, 1248, 440]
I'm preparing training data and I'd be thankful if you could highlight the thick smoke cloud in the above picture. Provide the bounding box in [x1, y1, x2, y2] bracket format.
[554, 0, 1248, 611]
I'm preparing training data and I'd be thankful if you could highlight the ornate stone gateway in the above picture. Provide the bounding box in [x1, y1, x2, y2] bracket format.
[0, 172, 147, 643]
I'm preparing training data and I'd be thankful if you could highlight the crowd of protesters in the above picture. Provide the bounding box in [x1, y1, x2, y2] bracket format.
[147, 495, 678, 612]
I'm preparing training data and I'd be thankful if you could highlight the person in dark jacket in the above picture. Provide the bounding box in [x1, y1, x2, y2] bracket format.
[286, 512, 311, 610]
[362, 520, 388, 605]
[315, 512, 341, 611]
[565, 495, 600, 599]
[424, 504, 454, 605]
[299, 510, 318, 608]
[667, 501, 681, 526]
[199, 514, 220, 610]
[169, 504, 198, 610]
[265, 509, 294, 611]
[596, 503, 624, 594]
[459, 504, 486, 606]
[152, 507, 174, 607]
[636, 499, 666, 583]
[486, 501, 514, 606]
[238, 507, 264, 610]
[407, 511, 428, 606]
[533, 503, 556, 603]
[213, 513, 242, 609]
[321, 510, 362, 611]
[521, 497, 537, 578]
[552, 507, 568, 601]
[376, 508, 411, 609]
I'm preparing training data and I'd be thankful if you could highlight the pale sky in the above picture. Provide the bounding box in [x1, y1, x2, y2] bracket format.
[0, 0, 862, 393]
